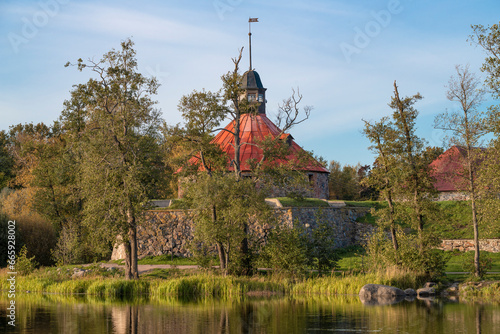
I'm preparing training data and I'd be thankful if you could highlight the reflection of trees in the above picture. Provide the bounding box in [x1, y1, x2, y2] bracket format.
[2, 295, 500, 333]
[476, 306, 483, 334]
[218, 309, 229, 334]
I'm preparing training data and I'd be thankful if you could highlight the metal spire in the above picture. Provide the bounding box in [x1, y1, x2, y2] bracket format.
[248, 18, 258, 71]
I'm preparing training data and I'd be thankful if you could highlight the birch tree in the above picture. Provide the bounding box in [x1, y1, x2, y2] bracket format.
[434, 64, 488, 277]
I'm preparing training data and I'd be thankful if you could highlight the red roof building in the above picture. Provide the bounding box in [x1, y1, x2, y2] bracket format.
[187, 69, 329, 199]
[430, 145, 485, 201]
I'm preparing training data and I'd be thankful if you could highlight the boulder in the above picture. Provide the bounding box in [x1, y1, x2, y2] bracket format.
[404, 288, 417, 296]
[71, 268, 87, 279]
[417, 287, 436, 297]
[359, 284, 406, 306]
[447, 283, 459, 294]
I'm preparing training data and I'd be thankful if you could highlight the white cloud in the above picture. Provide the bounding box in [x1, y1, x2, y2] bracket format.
[57, 4, 234, 47]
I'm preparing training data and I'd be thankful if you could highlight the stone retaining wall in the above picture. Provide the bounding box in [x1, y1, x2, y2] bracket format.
[111, 207, 371, 260]
[441, 239, 500, 253]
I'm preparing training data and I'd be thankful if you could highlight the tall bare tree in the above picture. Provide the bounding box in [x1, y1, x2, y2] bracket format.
[434, 64, 488, 277]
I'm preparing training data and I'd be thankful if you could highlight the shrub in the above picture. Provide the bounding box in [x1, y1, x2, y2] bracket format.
[364, 227, 447, 278]
[461, 251, 493, 279]
[258, 224, 309, 276]
[52, 224, 83, 266]
[16, 245, 39, 275]
[189, 240, 217, 270]
[306, 218, 339, 274]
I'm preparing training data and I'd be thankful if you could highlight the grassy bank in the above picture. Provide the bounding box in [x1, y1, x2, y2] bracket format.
[0, 264, 430, 299]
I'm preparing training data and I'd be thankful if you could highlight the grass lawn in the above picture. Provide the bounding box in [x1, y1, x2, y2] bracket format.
[277, 197, 330, 207]
[341, 200, 500, 239]
[138, 255, 197, 265]
[445, 251, 500, 272]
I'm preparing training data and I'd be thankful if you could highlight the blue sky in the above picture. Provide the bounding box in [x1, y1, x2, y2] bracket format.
[1, 0, 499, 166]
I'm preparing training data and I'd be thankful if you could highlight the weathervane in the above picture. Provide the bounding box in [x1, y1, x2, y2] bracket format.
[248, 18, 258, 71]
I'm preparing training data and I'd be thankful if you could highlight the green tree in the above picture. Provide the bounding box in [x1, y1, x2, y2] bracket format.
[390, 81, 437, 248]
[185, 173, 272, 275]
[63, 39, 163, 279]
[328, 160, 362, 200]
[434, 64, 488, 277]
[0, 131, 14, 190]
[363, 82, 438, 263]
[362, 117, 399, 251]
[470, 22, 500, 264]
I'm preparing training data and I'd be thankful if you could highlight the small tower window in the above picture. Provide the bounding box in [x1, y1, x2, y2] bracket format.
[247, 93, 257, 102]
[258, 94, 264, 102]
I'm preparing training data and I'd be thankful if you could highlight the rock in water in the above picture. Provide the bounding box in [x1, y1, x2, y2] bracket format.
[417, 287, 436, 297]
[359, 284, 405, 306]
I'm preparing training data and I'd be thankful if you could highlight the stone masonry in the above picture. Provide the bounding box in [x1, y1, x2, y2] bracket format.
[111, 206, 370, 260]
[441, 239, 500, 253]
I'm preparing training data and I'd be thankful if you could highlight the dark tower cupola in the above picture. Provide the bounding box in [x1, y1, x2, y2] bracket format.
[241, 70, 267, 114]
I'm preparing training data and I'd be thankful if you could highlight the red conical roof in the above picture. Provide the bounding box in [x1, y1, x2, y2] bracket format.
[192, 113, 328, 173]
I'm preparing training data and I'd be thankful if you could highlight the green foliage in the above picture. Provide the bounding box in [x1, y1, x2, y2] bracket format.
[306, 215, 339, 274]
[328, 160, 371, 200]
[364, 228, 447, 278]
[51, 224, 83, 266]
[16, 245, 39, 275]
[258, 225, 309, 276]
[138, 255, 197, 266]
[61, 38, 166, 278]
[461, 251, 493, 279]
[259, 214, 338, 276]
[0, 131, 14, 189]
[185, 173, 272, 275]
[470, 22, 500, 101]
[188, 241, 218, 269]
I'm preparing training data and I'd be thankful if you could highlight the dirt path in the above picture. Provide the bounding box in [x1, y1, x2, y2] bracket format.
[95, 263, 200, 274]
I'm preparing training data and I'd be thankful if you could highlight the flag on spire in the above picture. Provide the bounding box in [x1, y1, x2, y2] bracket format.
[249, 18, 258, 22]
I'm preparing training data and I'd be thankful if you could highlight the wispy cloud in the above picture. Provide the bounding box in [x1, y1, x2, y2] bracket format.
[58, 3, 233, 46]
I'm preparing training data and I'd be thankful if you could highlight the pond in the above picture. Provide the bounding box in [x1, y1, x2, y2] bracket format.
[1, 294, 499, 333]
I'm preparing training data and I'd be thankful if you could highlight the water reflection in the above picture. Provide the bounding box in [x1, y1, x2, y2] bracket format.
[1, 293, 499, 333]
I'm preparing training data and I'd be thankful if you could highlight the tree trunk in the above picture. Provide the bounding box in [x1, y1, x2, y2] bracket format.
[127, 208, 139, 280]
[468, 149, 481, 277]
[124, 238, 132, 280]
[414, 184, 424, 252]
[128, 226, 139, 280]
[217, 242, 227, 273]
[386, 189, 398, 251]
[212, 204, 227, 273]
[239, 222, 252, 276]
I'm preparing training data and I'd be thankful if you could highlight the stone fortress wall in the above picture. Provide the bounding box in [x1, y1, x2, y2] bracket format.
[111, 206, 371, 260]
[111, 206, 500, 260]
